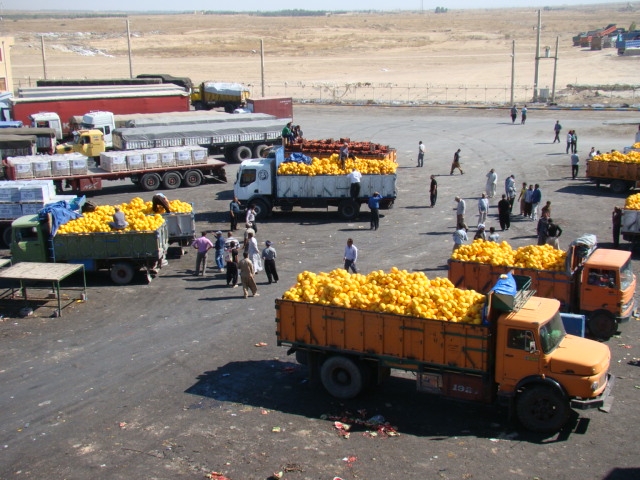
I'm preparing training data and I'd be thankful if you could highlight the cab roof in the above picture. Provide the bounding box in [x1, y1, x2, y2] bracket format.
[585, 248, 631, 268]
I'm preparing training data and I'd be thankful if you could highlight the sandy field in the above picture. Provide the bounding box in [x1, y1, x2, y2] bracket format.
[3, 3, 640, 104]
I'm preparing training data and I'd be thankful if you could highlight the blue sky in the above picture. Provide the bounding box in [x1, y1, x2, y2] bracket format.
[2, 0, 621, 12]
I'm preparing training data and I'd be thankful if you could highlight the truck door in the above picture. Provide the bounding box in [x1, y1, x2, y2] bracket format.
[498, 327, 542, 383]
[581, 267, 620, 314]
[11, 226, 48, 263]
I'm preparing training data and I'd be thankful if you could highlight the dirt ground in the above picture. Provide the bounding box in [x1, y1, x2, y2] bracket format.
[4, 4, 640, 104]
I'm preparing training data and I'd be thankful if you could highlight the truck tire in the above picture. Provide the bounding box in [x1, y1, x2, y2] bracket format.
[254, 144, 270, 158]
[320, 355, 364, 399]
[338, 199, 360, 220]
[183, 170, 203, 188]
[610, 180, 631, 194]
[251, 198, 271, 220]
[587, 310, 619, 340]
[162, 172, 182, 190]
[140, 173, 161, 191]
[233, 146, 253, 163]
[110, 262, 135, 285]
[1, 226, 12, 248]
[516, 385, 569, 433]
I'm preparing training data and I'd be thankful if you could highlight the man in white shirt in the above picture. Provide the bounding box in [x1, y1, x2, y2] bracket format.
[417, 141, 425, 167]
[343, 238, 358, 273]
[455, 196, 467, 230]
[347, 168, 362, 201]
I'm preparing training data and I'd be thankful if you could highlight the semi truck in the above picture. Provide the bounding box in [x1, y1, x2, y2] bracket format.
[276, 274, 613, 433]
[112, 118, 287, 163]
[0, 127, 57, 154]
[191, 82, 250, 112]
[0, 135, 36, 161]
[10, 84, 191, 140]
[234, 146, 397, 220]
[448, 238, 636, 340]
[10, 211, 169, 285]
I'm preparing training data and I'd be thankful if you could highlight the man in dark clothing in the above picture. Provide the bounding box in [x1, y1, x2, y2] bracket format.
[546, 219, 563, 249]
[553, 120, 562, 143]
[229, 196, 242, 231]
[368, 192, 382, 230]
[152, 193, 171, 213]
[429, 175, 438, 207]
[612, 206, 622, 248]
[497, 194, 511, 231]
[536, 216, 549, 246]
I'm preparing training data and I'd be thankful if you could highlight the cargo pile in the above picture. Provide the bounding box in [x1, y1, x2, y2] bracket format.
[0, 179, 76, 218]
[282, 267, 485, 324]
[278, 154, 397, 175]
[57, 197, 191, 234]
[6, 154, 88, 179]
[287, 138, 397, 162]
[624, 193, 640, 210]
[592, 150, 640, 163]
[451, 239, 566, 271]
[100, 146, 208, 172]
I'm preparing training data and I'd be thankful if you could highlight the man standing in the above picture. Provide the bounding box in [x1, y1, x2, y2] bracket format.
[510, 105, 518, 124]
[612, 206, 622, 248]
[546, 219, 563, 249]
[343, 238, 358, 273]
[553, 120, 562, 143]
[521, 105, 527, 125]
[245, 204, 257, 233]
[497, 194, 511, 231]
[238, 251, 259, 298]
[261, 240, 279, 284]
[505, 174, 516, 213]
[571, 152, 580, 179]
[477, 193, 489, 227]
[452, 226, 468, 252]
[531, 184, 542, 221]
[191, 231, 213, 276]
[347, 167, 362, 201]
[339, 142, 350, 170]
[455, 196, 467, 230]
[450, 149, 464, 175]
[229, 196, 242, 231]
[429, 175, 438, 207]
[214, 231, 226, 272]
[417, 141, 425, 167]
[485, 168, 498, 198]
[537, 216, 550, 246]
[368, 192, 382, 230]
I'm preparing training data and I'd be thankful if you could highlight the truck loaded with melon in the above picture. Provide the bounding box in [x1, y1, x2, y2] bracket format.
[234, 143, 397, 220]
[276, 268, 613, 433]
[447, 237, 636, 340]
[10, 198, 170, 285]
[586, 148, 640, 193]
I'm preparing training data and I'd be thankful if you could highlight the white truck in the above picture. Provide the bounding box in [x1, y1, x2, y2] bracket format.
[234, 146, 397, 220]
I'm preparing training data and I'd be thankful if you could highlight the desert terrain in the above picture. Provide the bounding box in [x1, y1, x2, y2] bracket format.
[2, 3, 639, 104]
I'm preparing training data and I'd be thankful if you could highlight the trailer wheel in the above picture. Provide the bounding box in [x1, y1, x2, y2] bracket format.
[320, 355, 364, 399]
[610, 180, 631, 194]
[338, 199, 360, 220]
[183, 170, 203, 188]
[140, 173, 161, 191]
[162, 172, 182, 190]
[254, 144, 270, 158]
[233, 146, 253, 163]
[1, 227, 12, 248]
[110, 262, 135, 285]
[587, 310, 619, 340]
[251, 198, 271, 220]
[516, 385, 569, 433]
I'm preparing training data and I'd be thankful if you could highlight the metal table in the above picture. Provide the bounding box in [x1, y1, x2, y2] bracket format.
[0, 262, 86, 316]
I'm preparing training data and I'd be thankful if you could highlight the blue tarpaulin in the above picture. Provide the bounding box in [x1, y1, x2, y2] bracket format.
[490, 272, 517, 296]
[285, 152, 313, 165]
[38, 201, 83, 237]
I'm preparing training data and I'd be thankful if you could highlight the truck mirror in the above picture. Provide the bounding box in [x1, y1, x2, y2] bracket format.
[528, 341, 538, 354]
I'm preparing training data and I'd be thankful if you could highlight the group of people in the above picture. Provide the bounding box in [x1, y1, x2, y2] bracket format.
[281, 122, 303, 145]
[509, 104, 527, 125]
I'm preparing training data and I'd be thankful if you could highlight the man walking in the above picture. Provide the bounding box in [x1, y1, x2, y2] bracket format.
[343, 238, 358, 273]
[510, 105, 518, 124]
[229, 196, 242, 231]
[505, 174, 516, 213]
[429, 175, 438, 207]
[452, 226, 468, 252]
[498, 194, 511, 231]
[455, 196, 467, 230]
[261, 240, 279, 284]
[571, 152, 580, 179]
[553, 120, 562, 143]
[214, 231, 226, 272]
[417, 141, 425, 167]
[450, 149, 464, 175]
[477, 193, 489, 227]
[191, 231, 213, 276]
[239, 251, 259, 298]
[485, 168, 498, 198]
[531, 184, 542, 221]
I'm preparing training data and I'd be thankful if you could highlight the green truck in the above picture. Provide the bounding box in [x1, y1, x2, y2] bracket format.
[10, 214, 169, 285]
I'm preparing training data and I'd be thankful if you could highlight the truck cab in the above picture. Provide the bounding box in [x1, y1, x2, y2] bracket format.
[234, 151, 278, 217]
[29, 112, 63, 141]
[81, 111, 115, 149]
[10, 215, 49, 263]
[56, 129, 106, 159]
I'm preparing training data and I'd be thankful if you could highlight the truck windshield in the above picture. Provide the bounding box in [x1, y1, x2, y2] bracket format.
[620, 259, 634, 290]
[239, 169, 257, 188]
[538, 312, 566, 354]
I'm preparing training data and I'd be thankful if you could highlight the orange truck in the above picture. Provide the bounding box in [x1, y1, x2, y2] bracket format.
[586, 159, 640, 194]
[448, 240, 636, 340]
[276, 275, 613, 433]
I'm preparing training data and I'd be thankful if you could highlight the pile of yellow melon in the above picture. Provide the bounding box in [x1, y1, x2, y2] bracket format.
[282, 267, 485, 324]
[140, 199, 193, 214]
[277, 154, 397, 176]
[451, 239, 566, 271]
[624, 193, 640, 210]
[592, 150, 640, 163]
[57, 197, 192, 234]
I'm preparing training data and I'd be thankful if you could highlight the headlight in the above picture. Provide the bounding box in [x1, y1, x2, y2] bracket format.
[591, 381, 599, 391]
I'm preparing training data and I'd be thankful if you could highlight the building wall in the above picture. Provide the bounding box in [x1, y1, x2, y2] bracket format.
[0, 37, 15, 93]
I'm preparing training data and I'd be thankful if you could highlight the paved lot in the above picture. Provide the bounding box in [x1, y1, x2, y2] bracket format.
[1, 105, 640, 480]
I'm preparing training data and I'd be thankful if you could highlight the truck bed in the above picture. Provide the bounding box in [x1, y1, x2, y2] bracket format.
[586, 160, 640, 182]
[276, 173, 396, 200]
[276, 298, 490, 373]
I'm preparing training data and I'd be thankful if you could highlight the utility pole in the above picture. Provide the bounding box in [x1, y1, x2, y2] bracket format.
[510, 40, 515, 105]
[533, 9, 541, 103]
[260, 39, 265, 97]
[126, 19, 133, 79]
[551, 36, 559, 103]
[40, 35, 47, 80]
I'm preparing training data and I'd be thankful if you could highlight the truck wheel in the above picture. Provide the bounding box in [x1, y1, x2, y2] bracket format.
[1, 227, 12, 248]
[254, 144, 270, 158]
[251, 199, 271, 220]
[320, 355, 364, 399]
[516, 385, 569, 433]
[610, 180, 631, 194]
[338, 200, 360, 220]
[587, 310, 619, 340]
[162, 172, 182, 190]
[110, 262, 135, 285]
[183, 170, 203, 188]
[295, 350, 309, 366]
[233, 146, 253, 163]
[140, 173, 161, 191]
